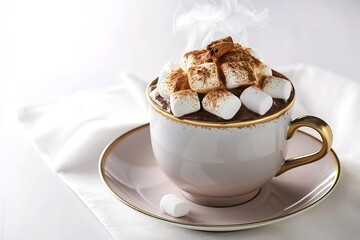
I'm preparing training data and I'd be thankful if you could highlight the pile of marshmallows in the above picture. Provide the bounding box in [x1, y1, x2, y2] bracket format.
[150, 37, 292, 120]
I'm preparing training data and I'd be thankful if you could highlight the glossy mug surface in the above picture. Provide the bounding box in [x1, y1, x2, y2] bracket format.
[147, 80, 333, 207]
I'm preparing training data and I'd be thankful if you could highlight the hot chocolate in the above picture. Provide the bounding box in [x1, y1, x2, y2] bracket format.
[147, 37, 333, 208]
[149, 36, 294, 122]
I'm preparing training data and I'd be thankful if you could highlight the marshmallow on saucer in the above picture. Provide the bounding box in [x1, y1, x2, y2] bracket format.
[240, 86, 273, 115]
[158, 62, 179, 88]
[263, 76, 292, 100]
[221, 61, 256, 89]
[170, 89, 200, 117]
[159, 68, 190, 99]
[202, 88, 241, 120]
[188, 62, 221, 93]
[160, 194, 190, 218]
[149, 88, 171, 112]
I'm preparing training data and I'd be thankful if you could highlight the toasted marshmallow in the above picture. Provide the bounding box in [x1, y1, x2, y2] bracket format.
[187, 63, 221, 93]
[221, 61, 256, 89]
[263, 76, 292, 100]
[253, 62, 272, 85]
[160, 194, 190, 218]
[158, 62, 180, 88]
[240, 86, 273, 115]
[181, 49, 212, 71]
[170, 90, 200, 117]
[202, 88, 241, 120]
[149, 88, 170, 112]
[159, 68, 190, 99]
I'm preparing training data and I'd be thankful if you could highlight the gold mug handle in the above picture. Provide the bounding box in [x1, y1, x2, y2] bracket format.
[276, 116, 333, 176]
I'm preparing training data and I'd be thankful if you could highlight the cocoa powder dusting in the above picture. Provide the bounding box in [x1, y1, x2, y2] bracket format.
[214, 59, 226, 86]
[218, 44, 255, 64]
[190, 66, 211, 80]
[204, 88, 228, 110]
[236, 61, 257, 84]
[170, 68, 190, 92]
[149, 36, 294, 122]
[184, 49, 212, 65]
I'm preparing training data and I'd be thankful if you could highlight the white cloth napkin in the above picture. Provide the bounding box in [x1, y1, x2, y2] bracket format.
[18, 65, 360, 240]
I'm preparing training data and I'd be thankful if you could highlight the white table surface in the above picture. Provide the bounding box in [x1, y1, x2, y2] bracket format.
[1, 1, 359, 239]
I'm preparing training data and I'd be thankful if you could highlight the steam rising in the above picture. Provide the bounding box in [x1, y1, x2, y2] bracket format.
[173, 0, 268, 51]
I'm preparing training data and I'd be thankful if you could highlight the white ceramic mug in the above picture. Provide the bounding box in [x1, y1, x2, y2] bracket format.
[147, 78, 333, 207]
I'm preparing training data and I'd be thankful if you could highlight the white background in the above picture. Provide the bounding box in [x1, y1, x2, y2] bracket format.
[1, 0, 359, 239]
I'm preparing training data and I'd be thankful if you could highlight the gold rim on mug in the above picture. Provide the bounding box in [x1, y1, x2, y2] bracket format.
[99, 124, 341, 229]
[146, 79, 296, 128]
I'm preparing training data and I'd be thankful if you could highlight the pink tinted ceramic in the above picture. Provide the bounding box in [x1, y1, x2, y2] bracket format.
[149, 107, 292, 206]
[99, 124, 340, 231]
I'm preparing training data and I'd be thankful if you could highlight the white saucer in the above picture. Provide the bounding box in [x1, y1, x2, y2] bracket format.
[99, 124, 340, 231]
